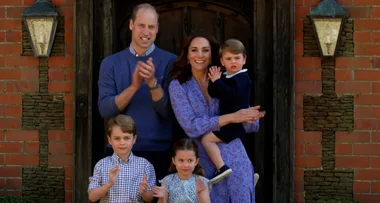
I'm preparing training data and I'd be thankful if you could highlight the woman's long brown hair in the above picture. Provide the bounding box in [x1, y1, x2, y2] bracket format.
[168, 138, 205, 176]
[168, 34, 220, 84]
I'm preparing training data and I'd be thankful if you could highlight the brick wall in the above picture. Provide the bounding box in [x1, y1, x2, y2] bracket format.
[295, 0, 380, 203]
[0, 0, 74, 202]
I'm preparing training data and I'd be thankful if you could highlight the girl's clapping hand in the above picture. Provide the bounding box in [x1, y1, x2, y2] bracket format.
[152, 181, 168, 198]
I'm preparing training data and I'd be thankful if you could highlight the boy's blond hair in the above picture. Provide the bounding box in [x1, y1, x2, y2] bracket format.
[219, 39, 246, 57]
[107, 115, 136, 137]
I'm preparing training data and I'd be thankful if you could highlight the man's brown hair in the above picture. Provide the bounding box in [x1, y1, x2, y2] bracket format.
[130, 3, 159, 22]
[107, 115, 136, 137]
[219, 39, 246, 57]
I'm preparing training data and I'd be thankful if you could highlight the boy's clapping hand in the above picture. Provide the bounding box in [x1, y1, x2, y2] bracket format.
[108, 166, 120, 185]
[139, 176, 149, 194]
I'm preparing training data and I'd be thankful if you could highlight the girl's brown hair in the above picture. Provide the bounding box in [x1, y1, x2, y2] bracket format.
[168, 138, 205, 176]
[107, 115, 136, 137]
[168, 34, 220, 84]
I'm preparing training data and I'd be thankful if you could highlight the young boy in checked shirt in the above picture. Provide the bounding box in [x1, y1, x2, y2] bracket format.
[88, 115, 156, 203]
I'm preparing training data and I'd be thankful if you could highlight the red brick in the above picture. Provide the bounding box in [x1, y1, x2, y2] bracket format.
[372, 157, 380, 168]
[58, 7, 73, 21]
[354, 144, 380, 155]
[355, 169, 380, 180]
[23, 142, 38, 153]
[48, 130, 72, 141]
[0, 105, 4, 116]
[345, 7, 371, 18]
[5, 178, 22, 189]
[335, 70, 353, 80]
[0, 142, 22, 153]
[64, 31, 73, 43]
[65, 178, 72, 190]
[48, 81, 72, 92]
[6, 7, 25, 19]
[66, 0, 73, 6]
[294, 193, 304, 203]
[335, 144, 352, 155]
[64, 105, 73, 117]
[21, 68, 38, 80]
[0, 56, 4, 67]
[295, 43, 303, 56]
[354, 194, 380, 203]
[355, 94, 380, 105]
[304, 143, 321, 155]
[5, 130, 38, 141]
[336, 82, 371, 93]
[303, 69, 321, 81]
[295, 118, 304, 130]
[295, 19, 303, 31]
[295, 106, 302, 118]
[0, 0, 22, 6]
[373, 82, 380, 93]
[0, 19, 22, 30]
[354, 32, 371, 43]
[65, 191, 72, 202]
[356, 44, 380, 55]
[355, 70, 380, 80]
[65, 69, 73, 80]
[65, 167, 72, 178]
[295, 57, 321, 69]
[295, 156, 321, 168]
[295, 94, 303, 106]
[5, 154, 38, 165]
[336, 57, 371, 69]
[65, 118, 73, 129]
[295, 144, 304, 155]
[52, 0, 67, 6]
[48, 56, 74, 68]
[23, 0, 34, 5]
[372, 182, 380, 193]
[295, 31, 303, 43]
[0, 31, 4, 41]
[337, 0, 353, 5]
[0, 118, 21, 129]
[65, 42, 74, 55]
[295, 81, 321, 93]
[295, 6, 311, 19]
[373, 7, 380, 18]
[294, 180, 304, 194]
[294, 168, 304, 181]
[0, 44, 22, 54]
[373, 58, 380, 69]
[354, 119, 379, 130]
[48, 154, 72, 166]
[5, 31, 22, 42]
[373, 132, 380, 143]
[355, 20, 380, 31]
[303, 0, 319, 5]
[336, 156, 370, 168]
[0, 179, 4, 189]
[49, 142, 72, 154]
[372, 32, 380, 43]
[0, 130, 3, 140]
[354, 107, 372, 118]
[49, 69, 65, 80]
[354, 0, 380, 5]
[5, 105, 22, 116]
[0, 8, 4, 19]
[5, 81, 38, 92]
[296, 70, 303, 81]
[336, 132, 370, 143]
[5, 56, 39, 67]
[0, 167, 21, 177]
[353, 181, 370, 193]
[0, 94, 21, 104]
[0, 154, 3, 164]
[372, 107, 380, 118]
[0, 69, 21, 80]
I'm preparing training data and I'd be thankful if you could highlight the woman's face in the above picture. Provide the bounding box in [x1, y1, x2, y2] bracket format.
[187, 37, 212, 72]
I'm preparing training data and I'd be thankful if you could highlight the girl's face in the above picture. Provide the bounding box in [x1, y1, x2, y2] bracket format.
[172, 149, 199, 179]
[187, 37, 212, 72]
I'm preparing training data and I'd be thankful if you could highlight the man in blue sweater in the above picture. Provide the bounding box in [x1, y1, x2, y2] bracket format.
[98, 3, 177, 182]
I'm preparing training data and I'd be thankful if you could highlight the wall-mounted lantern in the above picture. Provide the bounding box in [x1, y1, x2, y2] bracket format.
[22, 0, 59, 57]
[309, 0, 348, 57]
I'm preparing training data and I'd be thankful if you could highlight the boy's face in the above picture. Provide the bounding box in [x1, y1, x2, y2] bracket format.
[220, 51, 246, 75]
[108, 126, 136, 158]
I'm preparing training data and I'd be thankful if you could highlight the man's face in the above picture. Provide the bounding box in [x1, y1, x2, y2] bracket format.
[129, 8, 158, 54]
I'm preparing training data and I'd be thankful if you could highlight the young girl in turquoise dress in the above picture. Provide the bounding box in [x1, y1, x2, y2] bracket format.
[152, 138, 211, 203]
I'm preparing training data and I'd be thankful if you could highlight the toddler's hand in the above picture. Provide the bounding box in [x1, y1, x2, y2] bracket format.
[208, 66, 221, 82]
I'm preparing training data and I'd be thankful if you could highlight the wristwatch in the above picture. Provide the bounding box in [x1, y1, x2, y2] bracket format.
[148, 79, 160, 90]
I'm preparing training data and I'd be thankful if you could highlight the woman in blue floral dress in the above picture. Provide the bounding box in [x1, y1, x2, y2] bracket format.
[168, 35, 262, 203]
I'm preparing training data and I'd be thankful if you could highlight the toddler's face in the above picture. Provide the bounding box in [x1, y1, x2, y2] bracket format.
[220, 51, 246, 75]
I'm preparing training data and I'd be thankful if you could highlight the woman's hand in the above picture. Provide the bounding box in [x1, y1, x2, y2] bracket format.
[230, 105, 263, 123]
